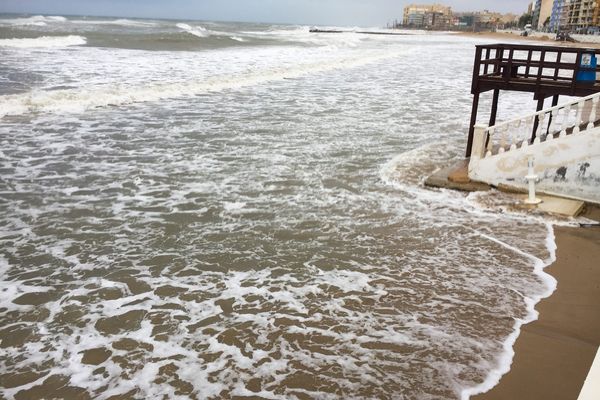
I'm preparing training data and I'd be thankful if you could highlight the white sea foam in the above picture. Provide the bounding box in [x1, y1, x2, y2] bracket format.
[0, 35, 86, 48]
[0, 47, 401, 118]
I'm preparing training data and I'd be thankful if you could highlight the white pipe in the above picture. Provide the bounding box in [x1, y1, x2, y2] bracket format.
[524, 155, 542, 205]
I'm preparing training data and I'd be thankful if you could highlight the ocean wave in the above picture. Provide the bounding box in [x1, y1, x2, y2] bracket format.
[69, 18, 158, 27]
[0, 35, 87, 48]
[0, 15, 67, 26]
[0, 50, 397, 118]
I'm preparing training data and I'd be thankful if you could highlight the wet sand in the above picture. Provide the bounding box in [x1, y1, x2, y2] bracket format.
[475, 207, 600, 400]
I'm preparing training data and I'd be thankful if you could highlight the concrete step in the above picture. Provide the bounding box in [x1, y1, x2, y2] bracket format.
[515, 194, 585, 217]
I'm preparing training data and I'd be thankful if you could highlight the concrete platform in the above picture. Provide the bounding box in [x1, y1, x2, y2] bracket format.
[424, 160, 491, 192]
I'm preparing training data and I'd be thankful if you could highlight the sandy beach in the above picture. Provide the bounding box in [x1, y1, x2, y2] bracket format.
[458, 31, 600, 49]
[475, 207, 600, 400]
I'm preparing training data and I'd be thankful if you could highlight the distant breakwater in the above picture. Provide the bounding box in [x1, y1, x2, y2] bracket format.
[309, 28, 408, 36]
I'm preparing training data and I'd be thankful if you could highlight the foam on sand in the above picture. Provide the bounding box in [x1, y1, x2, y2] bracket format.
[0, 35, 86, 48]
[459, 223, 557, 399]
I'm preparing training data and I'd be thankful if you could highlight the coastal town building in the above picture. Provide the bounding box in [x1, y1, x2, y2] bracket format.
[400, 1, 600, 32]
[549, 0, 567, 31]
[402, 3, 452, 27]
[566, 0, 596, 32]
[532, 0, 554, 28]
[400, 4, 519, 30]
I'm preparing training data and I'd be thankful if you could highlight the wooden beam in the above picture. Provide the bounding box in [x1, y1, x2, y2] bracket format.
[489, 89, 500, 127]
[466, 92, 480, 157]
[531, 97, 545, 142]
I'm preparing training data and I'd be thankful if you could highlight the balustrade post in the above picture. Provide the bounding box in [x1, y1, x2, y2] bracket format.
[573, 100, 585, 134]
[471, 124, 489, 159]
[535, 113, 546, 143]
[510, 120, 520, 150]
[560, 104, 571, 137]
[587, 96, 599, 130]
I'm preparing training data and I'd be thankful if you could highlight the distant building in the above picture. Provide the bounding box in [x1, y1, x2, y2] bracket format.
[566, 0, 596, 33]
[532, 0, 554, 29]
[549, 0, 567, 31]
[403, 3, 453, 27]
[594, 0, 600, 26]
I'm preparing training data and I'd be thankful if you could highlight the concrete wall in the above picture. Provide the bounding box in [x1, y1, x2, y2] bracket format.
[469, 128, 600, 204]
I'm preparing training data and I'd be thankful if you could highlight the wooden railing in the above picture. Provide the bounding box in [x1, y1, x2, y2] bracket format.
[466, 43, 600, 157]
[472, 43, 600, 96]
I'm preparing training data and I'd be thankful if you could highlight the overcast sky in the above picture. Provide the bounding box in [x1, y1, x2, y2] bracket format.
[0, 0, 530, 26]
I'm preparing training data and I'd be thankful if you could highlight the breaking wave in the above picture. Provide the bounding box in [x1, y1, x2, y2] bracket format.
[0, 15, 67, 26]
[0, 35, 87, 48]
[176, 23, 211, 38]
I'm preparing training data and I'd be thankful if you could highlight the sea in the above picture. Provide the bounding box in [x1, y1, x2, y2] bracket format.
[0, 14, 561, 400]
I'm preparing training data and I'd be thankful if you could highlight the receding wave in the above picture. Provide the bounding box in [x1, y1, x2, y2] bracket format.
[0, 35, 87, 48]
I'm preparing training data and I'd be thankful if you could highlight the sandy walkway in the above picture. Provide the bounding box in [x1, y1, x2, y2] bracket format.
[458, 31, 600, 49]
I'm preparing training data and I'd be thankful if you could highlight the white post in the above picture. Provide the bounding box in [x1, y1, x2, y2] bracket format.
[471, 124, 489, 160]
[524, 155, 542, 205]
[587, 96, 599, 130]
[573, 99, 584, 134]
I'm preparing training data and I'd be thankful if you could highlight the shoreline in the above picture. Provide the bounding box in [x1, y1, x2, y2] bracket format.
[473, 207, 600, 400]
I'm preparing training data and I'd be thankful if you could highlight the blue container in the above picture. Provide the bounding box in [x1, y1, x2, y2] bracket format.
[576, 51, 597, 83]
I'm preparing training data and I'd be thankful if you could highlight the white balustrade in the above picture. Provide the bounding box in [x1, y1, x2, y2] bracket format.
[587, 96, 599, 130]
[481, 91, 600, 158]
[573, 100, 584, 134]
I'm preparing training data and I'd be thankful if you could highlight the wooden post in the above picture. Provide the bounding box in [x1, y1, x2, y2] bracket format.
[489, 89, 500, 126]
[531, 96, 545, 142]
[545, 94, 560, 136]
[466, 92, 480, 157]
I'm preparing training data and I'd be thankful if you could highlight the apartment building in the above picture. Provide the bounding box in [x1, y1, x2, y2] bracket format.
[402, 3, 452, 26]
[567, 0, 596, 32]
[532, 0, 555, 28]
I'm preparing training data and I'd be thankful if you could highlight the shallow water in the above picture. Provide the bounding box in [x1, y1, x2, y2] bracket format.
[0, 15, 557, 399]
